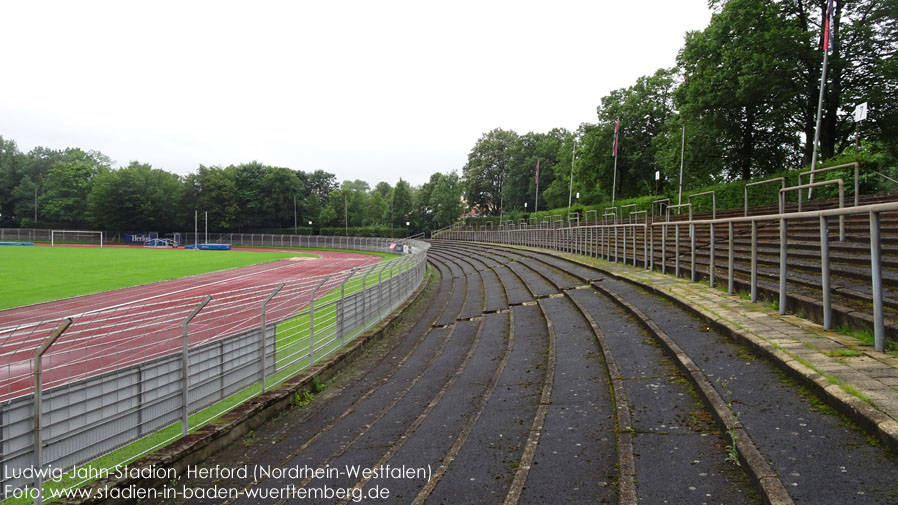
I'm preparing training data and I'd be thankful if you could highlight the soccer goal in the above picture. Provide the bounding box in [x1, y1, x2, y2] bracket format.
[50, 230, 104, 247]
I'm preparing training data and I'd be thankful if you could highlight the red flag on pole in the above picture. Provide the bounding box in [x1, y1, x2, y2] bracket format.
[612, 120, 620, 157]
[823, 0, 836, 54]
[535, 159, 540, 184]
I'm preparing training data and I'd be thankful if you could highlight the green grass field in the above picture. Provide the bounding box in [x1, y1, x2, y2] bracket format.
[0, 246, 319, 310]
[0, 244, 413, 504]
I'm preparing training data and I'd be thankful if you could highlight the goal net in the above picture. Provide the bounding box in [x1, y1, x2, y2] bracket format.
[50, 230, 104, 247]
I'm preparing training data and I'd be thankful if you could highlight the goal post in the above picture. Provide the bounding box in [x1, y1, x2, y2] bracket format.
[50, 230, 104, 247]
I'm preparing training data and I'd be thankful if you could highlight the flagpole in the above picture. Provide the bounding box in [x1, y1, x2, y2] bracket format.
[810, 0, 835, 199]
[535, 159, 539, 214]
[678, 123, 685, 206]
[612, 120, 619, 206]
[808, 49, 829, 199]
[567, 139, 576, 216]
[611, 154, 618, 206]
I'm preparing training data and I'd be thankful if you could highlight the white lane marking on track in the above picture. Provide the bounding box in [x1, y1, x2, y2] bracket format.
[0, 257, 372, 333]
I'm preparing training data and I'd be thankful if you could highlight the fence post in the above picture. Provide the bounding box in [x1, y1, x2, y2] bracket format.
[728, 222, 734, 295]
[709, 223, 715, 288]
[615, 225, 627, 265]
[750, 221, 758, 303]
[33, 318, 72, 505]
[260, 283, 284, 393]
[690, 222, 696, 282]
[870, 211, 885, 352]
[339, 268, 359, 346]
[308, 275, 331, 365]
[820, 216, 832, 330]
[181, 296, 211, 437]
[674, 223, 680, 278]
[377, 265, 386, 319]
[779, 216, 787, 315]
[645, 224, 650, 270]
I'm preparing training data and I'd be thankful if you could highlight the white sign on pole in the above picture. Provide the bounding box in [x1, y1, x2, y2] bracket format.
[854, 102, 868, 122]
[655, 170, 661, 180]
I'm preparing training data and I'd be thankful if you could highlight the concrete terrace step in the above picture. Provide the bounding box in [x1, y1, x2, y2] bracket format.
[551, 250, 898, 453]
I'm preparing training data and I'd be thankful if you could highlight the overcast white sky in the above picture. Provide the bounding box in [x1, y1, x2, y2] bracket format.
[1, 0, 712, 187]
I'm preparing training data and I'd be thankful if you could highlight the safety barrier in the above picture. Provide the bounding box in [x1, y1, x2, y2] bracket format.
[438, 202, 898, 353]
[0, 238, 429, 502]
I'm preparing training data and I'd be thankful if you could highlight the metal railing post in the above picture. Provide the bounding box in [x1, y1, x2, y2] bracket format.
[308, 275, 331, 364]
[643, 224, 648, 270]
[675, 223, 680, 278]
[870, 211, 885, 352]
[622, 225, 627, 264]
[33, 318, 72, 505]
[361, 267, 369, 326]
[709, 223, 715, 288]
[260, 283, 284, 393]
[608, 223, 618, 263]
[779, 216, 787, 315]
[378, 266, 386, 319]
[751, 221, 758, 303]
[339, 268, 359, 346]
[388, 260, 396, 314]
[648, 224, 654, 270]
[690, 222, 696, 281]
[820, 216, 832, 330]
[728, 222, 734, 295]
[181, 295, 211, 437]
[661, 223, 667, 274]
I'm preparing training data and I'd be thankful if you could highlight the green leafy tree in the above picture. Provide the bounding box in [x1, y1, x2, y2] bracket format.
[39, 149, 110, 227]
[367, 190, 388, 226]
[0, 137, 25, 226]
[591, 69, 680, 198]
[260, 166, 304, 229]
[503, 130, 567, 213]
[182, 165, 240, 231]
[226, 162, 267, 230]
[87, 162, 183, 231]
[391, 178, 413, 232]
[462, 128, 518, 216]
[430, 172, 465, 229]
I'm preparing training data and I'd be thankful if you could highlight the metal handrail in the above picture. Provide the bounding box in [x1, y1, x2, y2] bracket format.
[666, 203, 693, 222]
[584, 209, 598, 225]
[652, 198, 670, 223]
[688, 191, 717, 220]
[744, 177, 785, 216]
[442, 200, 897, 352]
[800, 162, 859, 209]
[781, 180, 845, 241]
[619, 204, 637, 222]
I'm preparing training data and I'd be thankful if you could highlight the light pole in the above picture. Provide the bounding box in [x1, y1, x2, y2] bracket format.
[406, 221, 410, 238]
[308, 220, 312, 236]
[293, 195, 297, 235]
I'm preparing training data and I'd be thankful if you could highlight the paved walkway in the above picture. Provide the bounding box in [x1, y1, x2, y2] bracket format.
[555, 250, 898, 451]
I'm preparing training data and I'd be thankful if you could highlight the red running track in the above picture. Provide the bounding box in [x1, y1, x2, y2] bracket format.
[0, 248, 379, 327]
[0, 248, 383, 401]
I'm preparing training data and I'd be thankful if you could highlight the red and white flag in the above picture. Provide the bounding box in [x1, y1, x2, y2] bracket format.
[823, 0, 836, 54]
[612, 120, 620, 158]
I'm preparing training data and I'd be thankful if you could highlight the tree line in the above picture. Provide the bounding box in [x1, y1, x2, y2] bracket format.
[462, 0, 898, 216]
[2, 0, 895, 234]
[0, 138, 464, 235]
